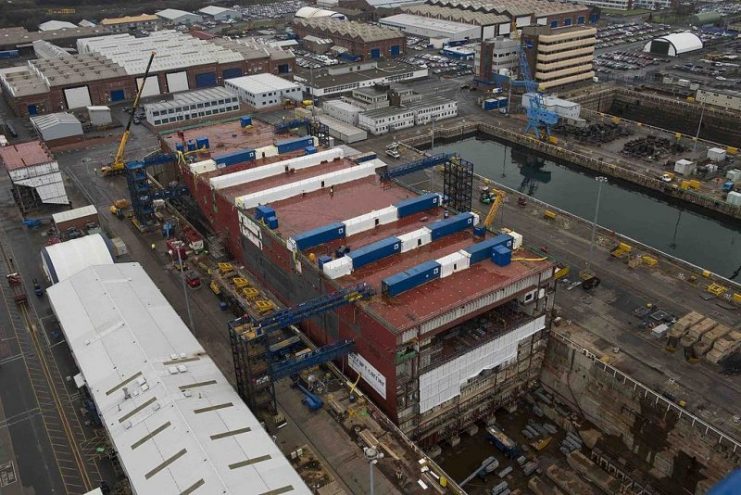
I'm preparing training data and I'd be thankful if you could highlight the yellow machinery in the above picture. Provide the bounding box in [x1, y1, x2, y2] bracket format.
[611, 242, 632, 258]
[543, 210, 557, 220]
[218, 262, 236, 277]
[231, 277, 249, 290]
[482, 188, 506, 229]
[254, 300, 276, 314]
[101, 52, 156, 176]
[706, 282, 727, 297]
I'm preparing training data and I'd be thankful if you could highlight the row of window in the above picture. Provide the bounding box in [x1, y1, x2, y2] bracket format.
[150, 97, 238, 116]
[548, 16, 586, 29]
[152, 104, 240, 125]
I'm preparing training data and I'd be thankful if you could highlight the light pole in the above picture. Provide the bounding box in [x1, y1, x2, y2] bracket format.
[586, 176, 608, 273]
[364, 447, 384, 495]
[692, 102, 705, 152]
[169, 246, 195, 335]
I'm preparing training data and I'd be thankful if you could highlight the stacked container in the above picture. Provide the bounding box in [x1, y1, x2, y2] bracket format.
[464, 234, 513, 264]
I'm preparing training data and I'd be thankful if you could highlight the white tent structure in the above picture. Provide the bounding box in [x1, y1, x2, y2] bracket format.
[295, 7, 347, 20]
[643, 32, 702, 57]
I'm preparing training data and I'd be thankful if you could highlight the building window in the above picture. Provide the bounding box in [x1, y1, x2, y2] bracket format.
[577, 16, 585, 24]
[550, 20, 558, 28]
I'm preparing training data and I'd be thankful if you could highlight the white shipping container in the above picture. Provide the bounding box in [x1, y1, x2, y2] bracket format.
[397, 228, 432, 253]
[323, 256, 353, 279]
[256, 145, 278, 159]
[437, 251, 471, 278]
[189, 159, 217, 175]
[726, 169, 741, 181]
[674, 159, 695, 176]
[706, 147, 726, 162]
[508, 231, 523, 250]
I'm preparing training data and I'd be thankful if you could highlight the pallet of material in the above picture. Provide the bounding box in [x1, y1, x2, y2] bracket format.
[358, 429, 379, 449]
[545, 464, 600, 495]
[567, 451, 622, 494]
[693, 324, 731, 357]
[705, 329, 741, 364]
[666, 311, 705, 349]
[680, 318, 717, 348]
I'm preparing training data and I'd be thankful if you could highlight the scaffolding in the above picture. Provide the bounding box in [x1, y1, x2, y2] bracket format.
[443, 155, 473, 213]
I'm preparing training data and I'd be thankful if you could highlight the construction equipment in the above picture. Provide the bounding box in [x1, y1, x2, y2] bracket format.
[578, 270, 601, 291]
[101, 52, 156, 176]
[125, 158, 188, 227]
[228, 284, 374, 419]
[6, 272, 27, 305]
[481, 186, 506, 229]
[294, 381, 323, 411]
[512, 43, 559, 139]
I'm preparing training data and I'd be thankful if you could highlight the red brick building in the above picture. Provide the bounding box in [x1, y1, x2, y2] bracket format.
[293, 18, 405, 61]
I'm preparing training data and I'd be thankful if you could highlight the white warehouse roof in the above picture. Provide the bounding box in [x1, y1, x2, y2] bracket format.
[155, 8, 201, 21]
[643, 32, 702, 56]
[199, 6, 237, 16]
[226, 73, 301, 94]
[295, 7, 347, 20]
[47, 263, 310, 495]
[41, 233, 113, 284]
[380, 13, 478, 38]
[39, 20, 78, 31]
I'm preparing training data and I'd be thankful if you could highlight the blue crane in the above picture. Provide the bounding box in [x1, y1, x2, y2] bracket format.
[381, 153, 454, 180]
[229, 283, 375, 412]
[511, 43, 559, 139]
[125, 158, 188, 227]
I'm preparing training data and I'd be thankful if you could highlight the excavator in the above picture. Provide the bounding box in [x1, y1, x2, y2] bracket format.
[101, 52, 156, 176]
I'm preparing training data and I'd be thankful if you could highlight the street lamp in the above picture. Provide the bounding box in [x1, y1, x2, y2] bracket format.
[692, 102, 705, 152]
[364, 447, 384, 495]
[586, 176, 608, 273]
[168, 246, 195, 335]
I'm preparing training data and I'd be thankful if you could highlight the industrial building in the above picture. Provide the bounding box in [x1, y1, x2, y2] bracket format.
[322, 99, 364, 125]
[357, 95, 458, 134]
[292, 18, 405, 61]
[47, 263, 310, 495]
[379, 14, 482, 42]
[0, 31, 295, 117]
[424, 0, 596, 30]
[40, 233, 113, 284]
[176, 143, 554, 446]
[695, 88, 741, 112]
[0, 25, 113, 52]
[0, 140, 69, 211]
[295, 61, 428, 98]
[474, 37, 520, 82]
[643, 32, 703, 57]
[570, 0, 630, 10]
[30, 112, 83, 142]
[401, 4, 510, 39]
[522, 25, 597, 90]
[294, 7, 348, 21]
[351, 86, 391, 109]
[144, 87, 241, 126]
[316, 114, 368, 143]
[199, 6, 241, 22]
[225, 74, 303, 109]
[155, 8, 203, 26]
[99, 14, 160, 33]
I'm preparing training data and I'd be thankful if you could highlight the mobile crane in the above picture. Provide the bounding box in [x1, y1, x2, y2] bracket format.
[480, 180, 506, 229]
[101, 52, 155, 176]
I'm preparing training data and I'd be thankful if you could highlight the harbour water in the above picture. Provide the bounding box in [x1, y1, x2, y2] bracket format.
[432, 137, 741, 279]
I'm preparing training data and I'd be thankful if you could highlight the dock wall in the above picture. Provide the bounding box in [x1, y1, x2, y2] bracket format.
[541, 332, 740, 495]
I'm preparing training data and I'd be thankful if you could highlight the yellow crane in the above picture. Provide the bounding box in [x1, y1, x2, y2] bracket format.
[481, 185, 506, 229]
[101, 52, 156, 176]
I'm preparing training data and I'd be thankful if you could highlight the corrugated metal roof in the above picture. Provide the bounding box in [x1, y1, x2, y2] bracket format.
[144, 87, 238, 113]
[401, 5, 510, 25]
[47, 263, 311, 495]
[41, 233, 113, 284]
[294, 18, 403, 43]
[51, 204, 98, 224]
[226, 73, 300, 94]
[380, 14, 479, 35]
[30, 112, 81, 130]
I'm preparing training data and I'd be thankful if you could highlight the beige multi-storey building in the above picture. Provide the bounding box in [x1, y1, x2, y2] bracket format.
[522, 25, 596, 90]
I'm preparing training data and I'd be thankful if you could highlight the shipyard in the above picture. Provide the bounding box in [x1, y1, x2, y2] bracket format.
[0, 1, 739, 495]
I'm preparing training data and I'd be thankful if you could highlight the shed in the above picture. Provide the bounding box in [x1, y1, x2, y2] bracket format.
[155, 9, 203, 25]
[38, 20, 78, 31]
[30, 112, 83, 141]
[52, 204, 99, 232]
[674, 159, 696, 176]
[0, 141, 69, 208]
[643, 32, 702, 57]
[198, 6, 240, 22]
[87, 106, 112, 126]
[40, 233, 114, 284]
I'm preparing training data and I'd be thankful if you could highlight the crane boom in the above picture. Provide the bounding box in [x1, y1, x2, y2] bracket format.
[483, 188, 505, 228]
[102, 52, 155, 176]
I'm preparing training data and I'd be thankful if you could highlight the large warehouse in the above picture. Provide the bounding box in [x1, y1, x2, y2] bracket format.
[380, 14, 481, 42]
[0, 31, 295, 117]
[293, 18, 405, 61]
[40, 233, 114, 284]
[401, 4, 511, 39]
[48, 263, 310, 494]
[643, 32, 702, 57]
[174, 141, 555, 447]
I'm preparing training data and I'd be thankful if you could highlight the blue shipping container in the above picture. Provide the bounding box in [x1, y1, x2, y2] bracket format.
[427, 212, 475, 240]
[255, 205, 275, 221]
[395, 192, 440, 218]
[0, 50, 19, 59]
[293, 222, 346, 251]
[187, 140, 196, 151]
[354, 152, 377, 163]
[276, 136, 314, 154]
[196, 136, 209, 149]
[465, 234, 513, 264]
[266, 216, 279, 230]
[240, 116, 252, 127]
[213, 148, 256, 167]
[348, 237, 401, 270]
[473, 226, 486, 237]
[382, 260, 441, 297]
[175, 142, 184, 152]
[318, 255, 332, 268]
[304, 146, 317, 155]
[492, 245, 512, 266]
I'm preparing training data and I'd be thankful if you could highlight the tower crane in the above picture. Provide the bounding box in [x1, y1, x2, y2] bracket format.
[101, 52, 156, 176]
[510, 36, 559, 139]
